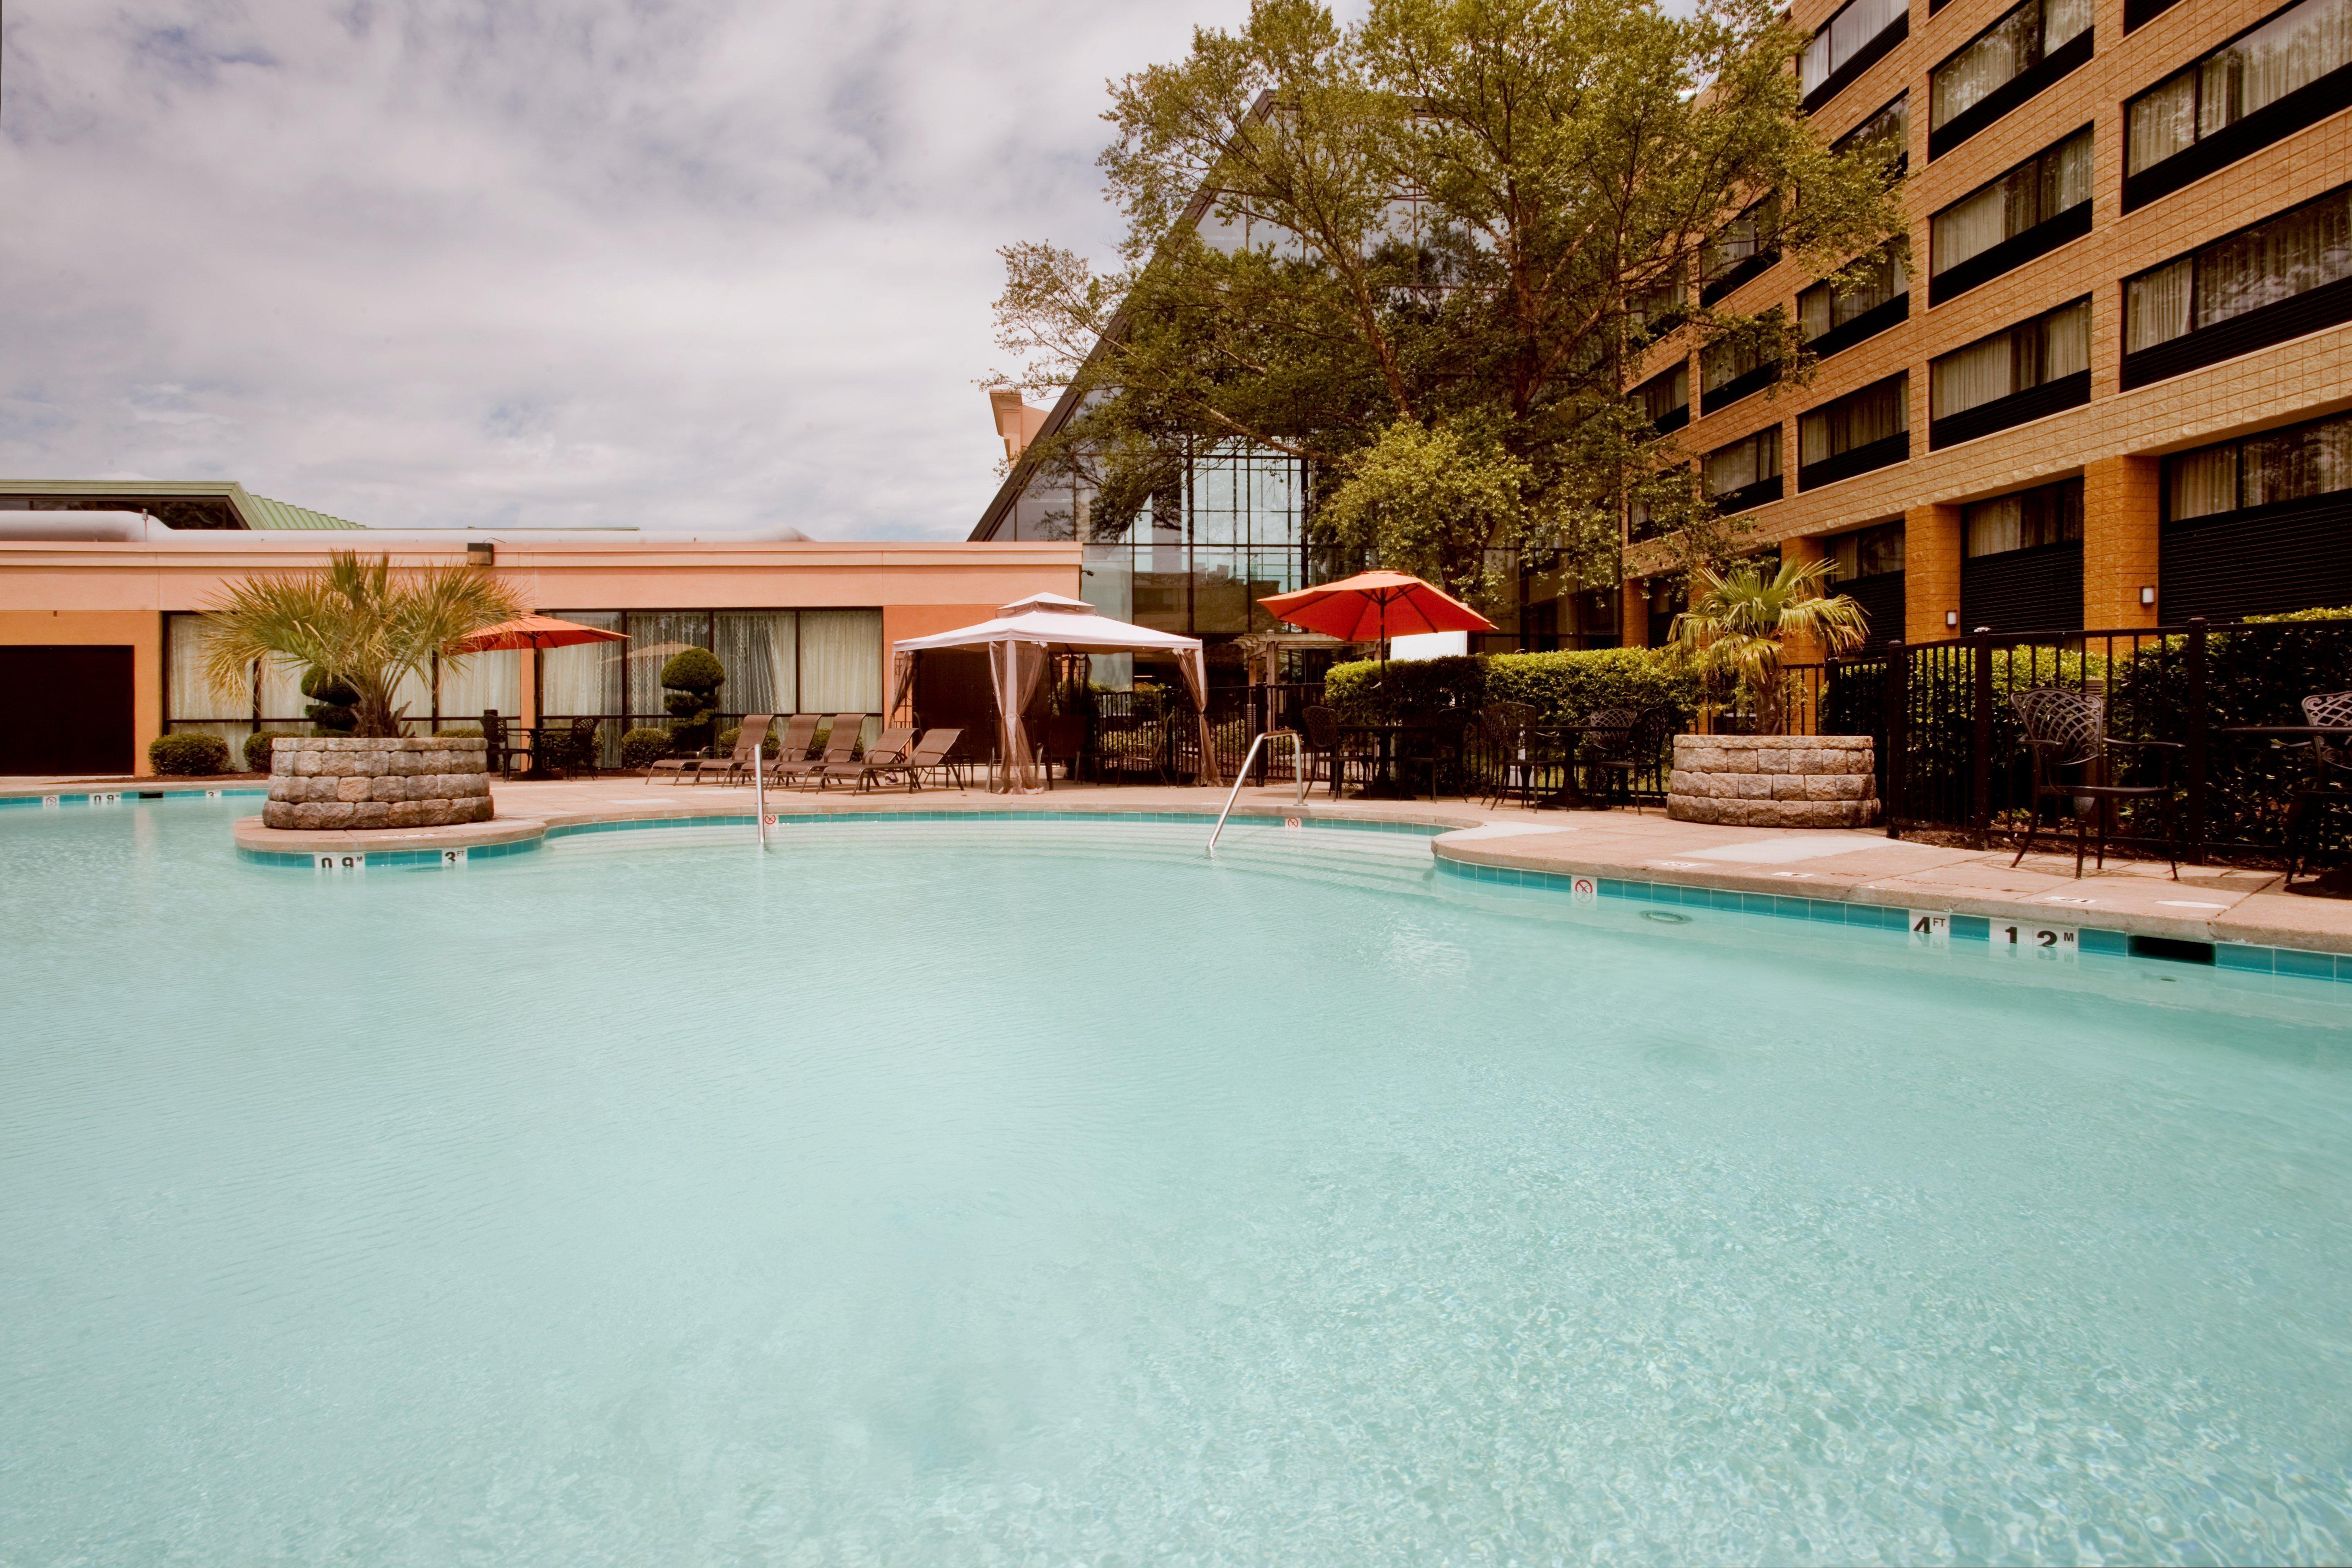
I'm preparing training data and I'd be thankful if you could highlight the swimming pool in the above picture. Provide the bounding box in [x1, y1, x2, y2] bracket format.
[4, 797, 2350, 1564]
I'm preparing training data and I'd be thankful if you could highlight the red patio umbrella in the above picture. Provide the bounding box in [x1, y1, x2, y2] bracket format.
[1259, 570, 1496, 715]
[444, 614, 629, 654]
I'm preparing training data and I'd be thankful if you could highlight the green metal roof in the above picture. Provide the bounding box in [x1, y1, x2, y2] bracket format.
[238, 491, 364, 530]
[0, 480, 366, 530]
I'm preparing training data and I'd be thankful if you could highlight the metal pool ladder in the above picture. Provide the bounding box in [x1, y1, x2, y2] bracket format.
[1207, 730, 1305, 854]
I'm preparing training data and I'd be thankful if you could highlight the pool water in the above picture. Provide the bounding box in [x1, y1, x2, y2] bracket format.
[4, 799, 2351, 1565]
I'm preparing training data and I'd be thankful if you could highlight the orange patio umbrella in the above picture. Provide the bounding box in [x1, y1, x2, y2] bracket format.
[444, 614, 629, 654]
[1259, 570, 1496, 715]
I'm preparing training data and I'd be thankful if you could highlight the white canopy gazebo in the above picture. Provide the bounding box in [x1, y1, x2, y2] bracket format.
[889, 593, 1220, 793]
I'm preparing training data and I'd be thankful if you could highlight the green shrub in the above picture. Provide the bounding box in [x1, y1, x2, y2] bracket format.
[244, 730, 297, 772]
[658, 647, 725, 753]
[717, 723, 782, 758]
[2245, 605, 2352, 623]
[301, 667, 360, 735]
[620, 727, 673, 770]
[149, 732, 230, 776]
[1324, 648, 1700, 730]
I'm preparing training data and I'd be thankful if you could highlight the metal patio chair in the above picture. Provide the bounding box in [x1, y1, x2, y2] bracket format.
[2285, 691, 2352, 882]
[2010, 687, 2181, 880]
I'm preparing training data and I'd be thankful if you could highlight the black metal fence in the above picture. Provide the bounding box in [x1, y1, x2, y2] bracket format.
[1792, 618, 2352, 858]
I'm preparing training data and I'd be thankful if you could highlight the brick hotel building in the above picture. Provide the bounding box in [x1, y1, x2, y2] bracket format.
[1621, 0, 2352, 649]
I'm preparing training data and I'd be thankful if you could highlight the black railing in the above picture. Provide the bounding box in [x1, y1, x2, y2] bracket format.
[1785, 618, 2352, 859]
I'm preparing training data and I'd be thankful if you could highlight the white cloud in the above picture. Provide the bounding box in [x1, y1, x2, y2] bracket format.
[0, 0, 1255, 537]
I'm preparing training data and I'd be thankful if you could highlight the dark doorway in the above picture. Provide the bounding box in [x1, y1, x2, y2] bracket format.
[0, 646, 137, 775]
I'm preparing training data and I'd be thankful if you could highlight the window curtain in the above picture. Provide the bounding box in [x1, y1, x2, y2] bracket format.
[2127, 258, 2194, 351]
[2198, 190, 2352, 328]
[2129, 72, 2197, 174]
[166, 614, 249, 722]
[799, 610, 884, 713]
[1804, 0, 1906, 93]
[1933, 182, 2009, 273]
[713, 611, 797, 717]
[1933, 1, 2036, 128]
[2245, 411, 2352, 507]
[1802, 374, 1908, 463]
[435, 650, 521, 727]
[1932, 333, 2014, 417]
[2041, 300, 2091, 380]
[2167, 448, 2239, 519]
[625, 612, 711, 721]
[1707, 433, 1777, 494]
[540, 611, 624, 717]
[1965, 497, 2024, 557]
[256, 656, 307, 725]
[2226, 0, 2352, 130]
[2042, 0, 2091, 50]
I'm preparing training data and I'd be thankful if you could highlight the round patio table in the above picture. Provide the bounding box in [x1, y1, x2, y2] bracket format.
[1338, 721, 1429, 799]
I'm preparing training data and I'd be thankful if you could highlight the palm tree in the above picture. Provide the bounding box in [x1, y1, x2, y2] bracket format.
[1671, 557, 1868, 735]
[201, 552, 525, 737]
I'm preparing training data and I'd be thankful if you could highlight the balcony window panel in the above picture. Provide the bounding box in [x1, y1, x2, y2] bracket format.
[1831, 521, 1906, 578]
[1800, 239, 1909, 342]
[1701, 197, 1780, 303]
[1636, 361, 1690, 428]
[2199, 188, 2352, 326]
[2167, 447, 2240, 520]
[1702, 335, 1768, 395]
[1930, 0, 2093, 157]
[2125, 0, 2352, 205]
[1929, 129, 2092, 294]
[797, 610, 883, 714]
[1929, 299, 2092, 444]
[2123, 184, 2352, 383]
[1707, 429, 1782, 505]
[1802, 0, 1909, 109]
[1965, 480, 2082, 556]
[1835, 93, 1911, 175]
[2245, 411, 2352, 505]
[2125, 258, 2194, 351]
[1800, 374, 1908, 465]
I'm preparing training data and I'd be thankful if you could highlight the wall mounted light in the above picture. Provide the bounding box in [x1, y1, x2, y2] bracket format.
[2140, 585, 2157, 607]
[1945, 609, 1959, 629]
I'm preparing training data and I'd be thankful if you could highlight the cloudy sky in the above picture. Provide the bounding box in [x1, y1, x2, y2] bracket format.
[0, 0, 1284, 539]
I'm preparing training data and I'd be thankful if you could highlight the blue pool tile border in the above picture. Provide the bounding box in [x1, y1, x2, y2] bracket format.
[2, 787, 269, 810]
[1432, 855, 2352, 985]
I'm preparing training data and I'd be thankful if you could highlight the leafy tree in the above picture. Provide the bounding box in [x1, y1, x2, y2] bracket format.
[199, 552, 524, 738]
[990, 0, 1900, 608]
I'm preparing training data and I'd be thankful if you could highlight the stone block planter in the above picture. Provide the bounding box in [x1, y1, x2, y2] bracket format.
[262, 736, 493, 830]
[1667, 734, 1879, 828]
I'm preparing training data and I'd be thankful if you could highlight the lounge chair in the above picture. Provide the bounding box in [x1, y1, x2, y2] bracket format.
[859, 727, 962, 792]
[775, 714, 868, 788]
[819, 725, 913, 791]
[689, 714, 771, 785]
[645, 742, 707, 784]
[746, 714, 819, 788]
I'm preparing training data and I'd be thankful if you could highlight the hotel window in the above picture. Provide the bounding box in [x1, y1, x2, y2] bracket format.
[2161, 410, 2352, 619]
[1929, 127, 2092, 304]
[1699, 321, 1782, 414]
[1802, 0, 1909, 113]
[1799, 372, 1910, 490]
[1929, 0, 2094, 159]
[1707, 427, 1785, 513]
[1834, 93, 1910, 178]
[2122, 182, 2352, 388]
[1929, 297, 2091, 448]
[2166, 409, 2352, 520]
[1960, 480, 2084, 633]
[1631, 266, 1687, 341]
[1799, 238, 1910, 358]
[1700, 196, 1780, 305]
[1635, 361, 1690, 432]
[1827, 520, 1906, 649]
[2125, 0, 2352, 210]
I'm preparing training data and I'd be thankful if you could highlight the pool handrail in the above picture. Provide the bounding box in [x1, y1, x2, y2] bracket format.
[1207, 730, 1304, 854]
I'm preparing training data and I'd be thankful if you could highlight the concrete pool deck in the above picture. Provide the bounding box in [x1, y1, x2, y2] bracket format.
[10, 771, 2352, 957]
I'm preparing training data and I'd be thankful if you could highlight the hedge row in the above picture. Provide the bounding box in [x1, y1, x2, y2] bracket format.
[1323, 649, 1702, 730]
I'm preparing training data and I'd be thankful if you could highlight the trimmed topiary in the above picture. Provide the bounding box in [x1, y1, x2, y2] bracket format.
[302, 667, 361, 735]
[244, 730, 297, 773]
[620, 727, 673, 770]
[659, 647, 725, 755]
[149, 732, 230, 776]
